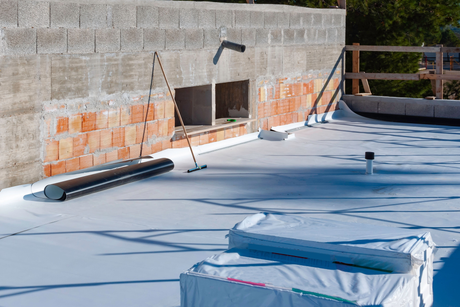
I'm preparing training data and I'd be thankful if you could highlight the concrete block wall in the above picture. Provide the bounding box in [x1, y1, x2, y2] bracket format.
[0, 0, 345, 189]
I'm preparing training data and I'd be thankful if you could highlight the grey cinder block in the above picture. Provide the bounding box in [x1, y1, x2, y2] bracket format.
[349, 99, 378, 114]
[250, 11, 264, 28]
[317, 28, 327, 44]
[37, 28, 66, 54]
[278, 12, 289, 28]
[121, 28, 143, 52]
[264, 12, 277, 29]
[227, 28, 241, 44]
[3, 28, 36, 55]
[283, 29, 295, 45]
[80, 4, 107, 29]
[435, 105, 460, 119]
[51, 2, 79, 29]
[378, 100, 405, 115]
[242, 28, 255, 47]
[234, 10, 249, 28]
[185, 29, 203, 50]
[216, 10, 233, 28]
[137, 6, 159, 28]
[312, 13, 322, 27]
[269, 29, 282, 45]
[165, 28, 185, 50]
[0, 0, 17, 28]
[203, 28, 219, 48]
[255, 28, 269, 46]
[180, 8, 199, 28]
[306, 28, 317, 45]
[337, 27, 345, 44]
[302, 13, 312, 28]
[295, 29, 305, 44]
[68, 29, 94, 54]
[326, 28, 337, 44]
[290, 13, 302, 29]
[322, 14, 332, 27]
[113, 5, 136, 28]
[406, 103, 434, 117]
[332, 14, 342, 27]
[159, 7, 179, 29]
[96, 29, 120, 53]
[199, 10, 215, 28]
[18, 0, 49, 28]
[143, 28, 165, 51]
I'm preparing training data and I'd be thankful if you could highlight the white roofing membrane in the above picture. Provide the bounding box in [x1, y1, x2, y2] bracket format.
[0, 101, 459, 306]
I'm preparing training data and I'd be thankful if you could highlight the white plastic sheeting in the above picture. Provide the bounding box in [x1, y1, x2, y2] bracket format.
[181, 249, 418, 307]
[229, 213, 435, 274]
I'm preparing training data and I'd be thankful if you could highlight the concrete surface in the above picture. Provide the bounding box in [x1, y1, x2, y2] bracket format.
[0, 110, 459, 306]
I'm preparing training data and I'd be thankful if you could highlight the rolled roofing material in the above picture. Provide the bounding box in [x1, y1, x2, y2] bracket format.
[44, 158, 174, 201]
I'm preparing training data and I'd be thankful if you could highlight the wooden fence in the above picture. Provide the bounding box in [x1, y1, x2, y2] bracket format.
[345, 43, 460, 99]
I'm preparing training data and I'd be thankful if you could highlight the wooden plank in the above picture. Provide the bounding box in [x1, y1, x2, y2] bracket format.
[345, 73, 420, 81]
[442, 47, 460, 53]
[361, 78, 371, 93]
[352, 43, 360, 94]
[345, 45, 440, 53]
[420, 74, 460, 81]
[436, 45, 443, 99]
[339, 0, 346, 9]
[354, 93, 372, 96]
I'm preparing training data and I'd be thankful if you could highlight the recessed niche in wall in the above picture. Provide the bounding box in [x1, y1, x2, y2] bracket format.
[215, 80, 249, 120]
[174, 84, 213, 127]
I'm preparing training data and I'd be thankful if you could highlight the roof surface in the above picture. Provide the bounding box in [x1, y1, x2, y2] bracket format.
[1, 109, 459, 306]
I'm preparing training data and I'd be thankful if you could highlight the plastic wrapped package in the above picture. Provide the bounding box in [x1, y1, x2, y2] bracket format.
[228, 213, 435, 306]
[181, 249, 419, 307]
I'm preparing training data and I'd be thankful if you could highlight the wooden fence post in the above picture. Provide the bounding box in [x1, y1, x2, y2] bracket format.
[352, 43, 360, 95]
[436, 44, 443, 99]
[339, 0, 346, 10]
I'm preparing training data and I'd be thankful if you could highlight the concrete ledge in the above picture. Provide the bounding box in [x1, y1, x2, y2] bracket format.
[343, 95, 460, 119]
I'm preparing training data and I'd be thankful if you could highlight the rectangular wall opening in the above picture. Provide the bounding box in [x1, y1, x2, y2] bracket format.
[175, 84, 213, 127]
[215, 80, 249, 123]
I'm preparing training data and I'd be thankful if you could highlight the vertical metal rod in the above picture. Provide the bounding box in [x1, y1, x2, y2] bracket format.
[436, 44, 443, 99]
[139, 53, 156, 157]
[155, 52, 198, 165]
[352, 43, 360, 95]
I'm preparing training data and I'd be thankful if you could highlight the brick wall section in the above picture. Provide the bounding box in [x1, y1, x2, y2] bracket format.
[257, 71, 341, 129]
[43, 93, 176, 177]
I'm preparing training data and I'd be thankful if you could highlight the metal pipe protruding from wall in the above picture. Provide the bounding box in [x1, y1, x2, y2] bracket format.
[365, 152, 374, 175]
[221, 40, 246, 53]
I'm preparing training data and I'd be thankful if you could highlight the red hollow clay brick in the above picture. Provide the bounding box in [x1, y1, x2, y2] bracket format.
[131, 105, 144, 124]
[158, 119, 168, 137]
[151, 142, 162, 153]
[141, 143, 152, 156]
[129, 144, 141, 159]
[43, 164, 51, 178]
[87, 131, 100, 153]
[164, 100, 175, 118]
[106, 150, 118, 162]
[168, 118, 175, 135]
[162, 140, 172, 150]
[66, 157, 80, 173]
[136, 124, 146, 144]
[79, 154, 93, 169]
[73, 134, 87, 157]
[96, 111, 109, 130]
[82, 112, 97, 132]
[120, 106, 131, 126]
[199, 133, 209, 145]
[124, 126, 136, 146]
[155, 101, 165, 120]
[112, 127, 125, 148]
[56, 117, 69, 135]
[93, 153, 106, 166]
[100, 129, 113, 149]
[172, 138, 187, 148]
[59, 137, 73, 160]
[118, 147, 130, 160]
[145, 104, 155, 121]
[147, 122, 158, 139]
[51, 161, 66, 176]
[208, 131, 217, 143]
[69, 114, 82, 134]
[44, 139, 59, 163]
[108, 109, 121, 128]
